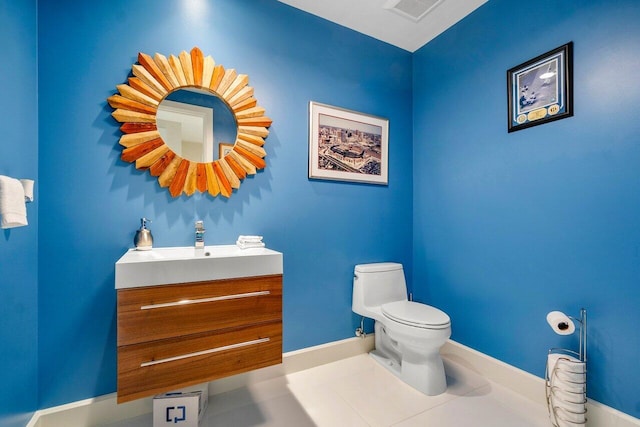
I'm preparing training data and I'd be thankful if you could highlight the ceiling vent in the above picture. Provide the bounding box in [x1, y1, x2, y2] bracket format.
[383, 0, 444, 22]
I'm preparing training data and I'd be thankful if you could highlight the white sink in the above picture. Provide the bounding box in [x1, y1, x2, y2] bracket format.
[115, 245, 283, 289]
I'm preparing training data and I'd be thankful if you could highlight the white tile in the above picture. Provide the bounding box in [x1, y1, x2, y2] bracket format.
[103, 413, 151, 427]
[442, 356, 491, 393]
[202, 392, 318, 427]
[285, 353, 374, 389]
[288, 383, 370, 427]
[206, 375, 291, 416]
[393, 383, 550, 427]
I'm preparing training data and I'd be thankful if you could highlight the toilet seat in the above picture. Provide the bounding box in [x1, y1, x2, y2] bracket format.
[381, 301, 450, 330]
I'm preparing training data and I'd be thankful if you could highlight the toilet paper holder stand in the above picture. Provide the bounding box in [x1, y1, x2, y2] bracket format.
[545, 308, 587, 426]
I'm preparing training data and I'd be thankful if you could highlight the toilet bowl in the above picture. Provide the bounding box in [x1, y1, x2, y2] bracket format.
[352, 262, 451, 395]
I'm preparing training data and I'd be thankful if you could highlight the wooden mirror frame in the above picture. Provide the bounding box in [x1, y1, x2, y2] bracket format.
[108, 47, 271, 198]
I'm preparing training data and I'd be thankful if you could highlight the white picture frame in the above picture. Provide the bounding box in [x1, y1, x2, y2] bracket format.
[308, 101, 388, 185]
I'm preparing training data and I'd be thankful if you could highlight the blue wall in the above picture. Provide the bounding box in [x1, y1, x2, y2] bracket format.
[412, 0, 640, 418]
[3, 0, 639, 422]
[0, 1, 39, 426]
[36, 0, 412, 408]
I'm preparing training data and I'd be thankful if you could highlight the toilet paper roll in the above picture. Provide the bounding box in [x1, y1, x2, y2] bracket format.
[547, 311, 575, 335]
[550, 386, 585, 406]
[553, 406, 587, 425]
[548, 353, 586, 374]
[548, 354, 586, 385]
[556, 359, 586, 375]
[553, 370, 586, 387]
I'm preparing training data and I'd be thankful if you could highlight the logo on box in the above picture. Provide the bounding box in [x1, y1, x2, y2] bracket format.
[166, 405, 187, 423]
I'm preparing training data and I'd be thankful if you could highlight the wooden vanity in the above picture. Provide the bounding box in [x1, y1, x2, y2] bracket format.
[115, 246, 283, 403]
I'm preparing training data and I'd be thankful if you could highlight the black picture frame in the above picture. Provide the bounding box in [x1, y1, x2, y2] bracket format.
[507, 42, 573, 132]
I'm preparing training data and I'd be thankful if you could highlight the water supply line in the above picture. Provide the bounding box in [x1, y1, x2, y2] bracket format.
[355, 316, 366, 338]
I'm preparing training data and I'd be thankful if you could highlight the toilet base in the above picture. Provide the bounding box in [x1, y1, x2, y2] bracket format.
[372, 321, 448, 396]
[370, 350, 447, 395]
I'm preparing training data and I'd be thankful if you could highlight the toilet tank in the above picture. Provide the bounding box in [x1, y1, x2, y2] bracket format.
[352, 262, 407, 317]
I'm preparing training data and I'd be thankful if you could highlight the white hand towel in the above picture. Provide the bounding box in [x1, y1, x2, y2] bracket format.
[238, 235, 263, 243]
[0, 175, 28, 229]
[236, 240, 265, 249]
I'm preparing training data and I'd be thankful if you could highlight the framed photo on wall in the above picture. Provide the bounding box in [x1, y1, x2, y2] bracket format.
[308, 101, 388, 185]
[507, 42, 573, 132]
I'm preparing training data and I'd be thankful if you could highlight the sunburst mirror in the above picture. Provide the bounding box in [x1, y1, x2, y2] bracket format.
[108, 47, 271, 198]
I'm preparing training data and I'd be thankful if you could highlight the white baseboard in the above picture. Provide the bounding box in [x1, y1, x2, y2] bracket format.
[441, 340, 640, 427]
[29, 336, 638, 427]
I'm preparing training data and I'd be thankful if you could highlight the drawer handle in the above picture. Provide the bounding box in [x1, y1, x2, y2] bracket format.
[140, 337, 270, 367]
[140, 290, 271, 310]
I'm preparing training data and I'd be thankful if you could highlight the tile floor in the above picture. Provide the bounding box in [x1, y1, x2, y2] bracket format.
[107, 353, 551, 426]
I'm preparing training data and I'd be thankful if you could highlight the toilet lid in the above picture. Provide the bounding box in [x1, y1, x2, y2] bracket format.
[381, 301, 450, 329]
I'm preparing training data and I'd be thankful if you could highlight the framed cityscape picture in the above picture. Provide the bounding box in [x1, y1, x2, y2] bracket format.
[308, 102, 388, 185]
[507, 42, 573, 132]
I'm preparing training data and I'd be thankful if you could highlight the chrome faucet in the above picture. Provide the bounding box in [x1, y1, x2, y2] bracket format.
[195, 220, 205, 249]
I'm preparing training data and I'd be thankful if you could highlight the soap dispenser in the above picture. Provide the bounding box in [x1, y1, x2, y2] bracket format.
[134, 218, 153, 251]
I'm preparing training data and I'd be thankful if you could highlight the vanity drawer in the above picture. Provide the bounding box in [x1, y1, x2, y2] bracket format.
[117, 275, 282, 346]
[117, 321, 282, 403]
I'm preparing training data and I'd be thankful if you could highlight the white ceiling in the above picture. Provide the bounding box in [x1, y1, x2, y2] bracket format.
[277, 0, 487, 52]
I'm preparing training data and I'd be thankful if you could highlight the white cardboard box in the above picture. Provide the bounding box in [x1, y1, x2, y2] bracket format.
[153, 383, 209, 427]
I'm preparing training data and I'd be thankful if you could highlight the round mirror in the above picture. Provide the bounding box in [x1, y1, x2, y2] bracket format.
[108, 47, 272, 198]
[156, 88, 238, 162]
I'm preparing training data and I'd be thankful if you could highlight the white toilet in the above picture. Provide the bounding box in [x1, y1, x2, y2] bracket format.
[352, 262, 451, 395]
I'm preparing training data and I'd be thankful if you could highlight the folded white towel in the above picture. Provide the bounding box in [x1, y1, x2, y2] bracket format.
[0, 175, 28, 229]
[236, 240, 265, 249]
[238, 235, 263, 243]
